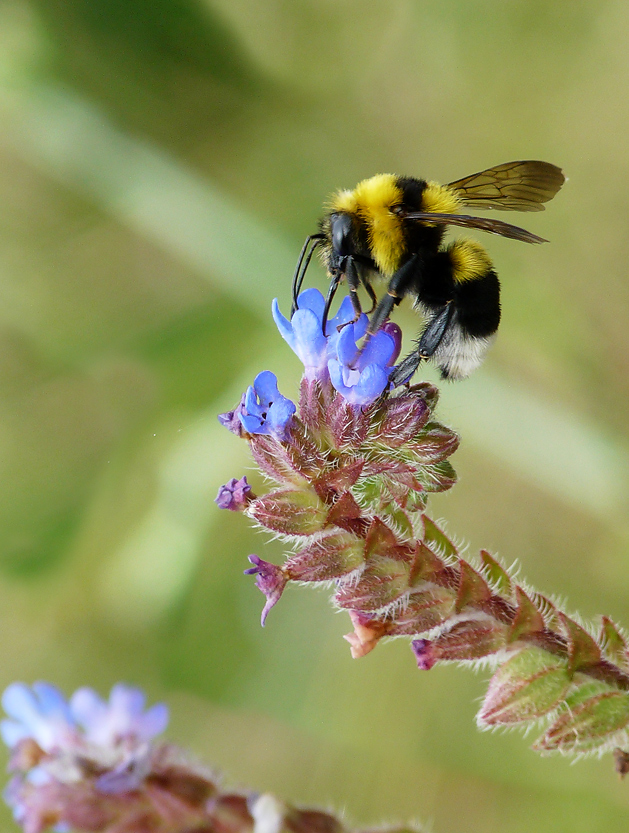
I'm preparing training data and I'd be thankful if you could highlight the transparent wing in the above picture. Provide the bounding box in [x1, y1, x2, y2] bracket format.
[446, 161, 565, 212]
[401, 212, 547, 244]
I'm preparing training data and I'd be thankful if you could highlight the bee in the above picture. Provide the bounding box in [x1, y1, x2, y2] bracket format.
[292, 161, 564, 382]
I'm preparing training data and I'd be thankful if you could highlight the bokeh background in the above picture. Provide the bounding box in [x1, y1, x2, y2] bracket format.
[0, 1, 628, 830]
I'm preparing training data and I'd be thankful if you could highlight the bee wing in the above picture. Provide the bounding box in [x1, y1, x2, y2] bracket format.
[446, 161, 565, 212]
[402, 211, 548, 244]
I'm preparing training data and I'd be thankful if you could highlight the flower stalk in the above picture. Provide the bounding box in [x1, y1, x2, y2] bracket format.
[217, 291, 629, 769]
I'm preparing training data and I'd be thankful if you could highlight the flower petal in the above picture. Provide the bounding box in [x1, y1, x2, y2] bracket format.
[357, 330, 395, 371]
[335, 323, 360, 367]
[251, 371, 280, 406]
[343, 364, 389, 405]
[295, 287, 326, 318]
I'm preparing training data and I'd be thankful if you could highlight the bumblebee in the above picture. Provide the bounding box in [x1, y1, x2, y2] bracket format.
[292, 161, 564, 382]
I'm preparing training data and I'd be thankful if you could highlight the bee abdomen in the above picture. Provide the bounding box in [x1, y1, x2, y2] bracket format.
[427, 239, 501, 380]
[448, 239, 500, 337]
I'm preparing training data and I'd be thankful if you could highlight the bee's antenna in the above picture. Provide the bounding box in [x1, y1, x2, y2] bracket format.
[291, 234, 325, 314]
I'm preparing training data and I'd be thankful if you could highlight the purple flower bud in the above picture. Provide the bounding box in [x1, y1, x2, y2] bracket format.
[412, 639, 437, 670]
[218, 394, 247, 437]
[215, 477, 253, 511]
[244, 555, 288, 626]
[239, 371, 296, 441]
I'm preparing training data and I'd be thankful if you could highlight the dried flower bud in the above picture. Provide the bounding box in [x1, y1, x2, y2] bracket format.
[613, 747, 629, 778]
[343, 612, 390, 658]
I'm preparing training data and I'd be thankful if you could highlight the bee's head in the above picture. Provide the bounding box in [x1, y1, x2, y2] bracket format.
[330, 212, 354, 257]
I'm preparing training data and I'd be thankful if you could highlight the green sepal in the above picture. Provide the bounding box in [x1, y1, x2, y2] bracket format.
[335, 557, 411, 611]
[421, 460, 457, 492]
[410, 541, 449, 585]
[405, 421, 460, 464]
[313, 460, 364, 501]
[421, 516, 458, 560]
[530, 593, 561, 631]
[559, 613, 602, 675]
[285, 532, 366, 582]
[248, 488, 327, 536]
[456, 561, 493, 612]
[388, 586, 454, 635]
[509, 587, 545, 642]
[431, 618, 509, 662]
[478, 647, 571, 725]
[533, 684, 629, 753]
[325, 491, 367, 536]
[479, 550, 512, 596]
[600, 616, 629, 671]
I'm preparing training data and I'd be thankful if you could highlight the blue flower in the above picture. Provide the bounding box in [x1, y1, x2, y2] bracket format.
[272, 289, 328, 380]
[69, 684, 168, 747]
[0, 682, 169, 758]
[273, 289, 402, 405]
[273, 289, 369, 382]
[328, 321, 402, 406]
[1, 682, 77, 753]
[239, 371, 296, 441]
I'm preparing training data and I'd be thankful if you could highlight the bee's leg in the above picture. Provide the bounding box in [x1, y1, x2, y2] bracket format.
[366, 254, 422, 337]
[362, 278, 378, 314]
[336, 257, 364, 330]
[389, 303, 454, 387]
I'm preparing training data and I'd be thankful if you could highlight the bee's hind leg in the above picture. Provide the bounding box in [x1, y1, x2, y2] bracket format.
[389, 302, 453, 387]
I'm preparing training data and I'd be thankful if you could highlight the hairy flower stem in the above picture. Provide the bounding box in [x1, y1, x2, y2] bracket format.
[218, 292, 629, 766]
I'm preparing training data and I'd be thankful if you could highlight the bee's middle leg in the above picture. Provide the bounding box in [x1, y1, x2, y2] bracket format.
[366, 254, 422, 338]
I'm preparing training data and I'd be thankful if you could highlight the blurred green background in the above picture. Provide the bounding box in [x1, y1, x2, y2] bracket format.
[0, 0, 628, 830]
